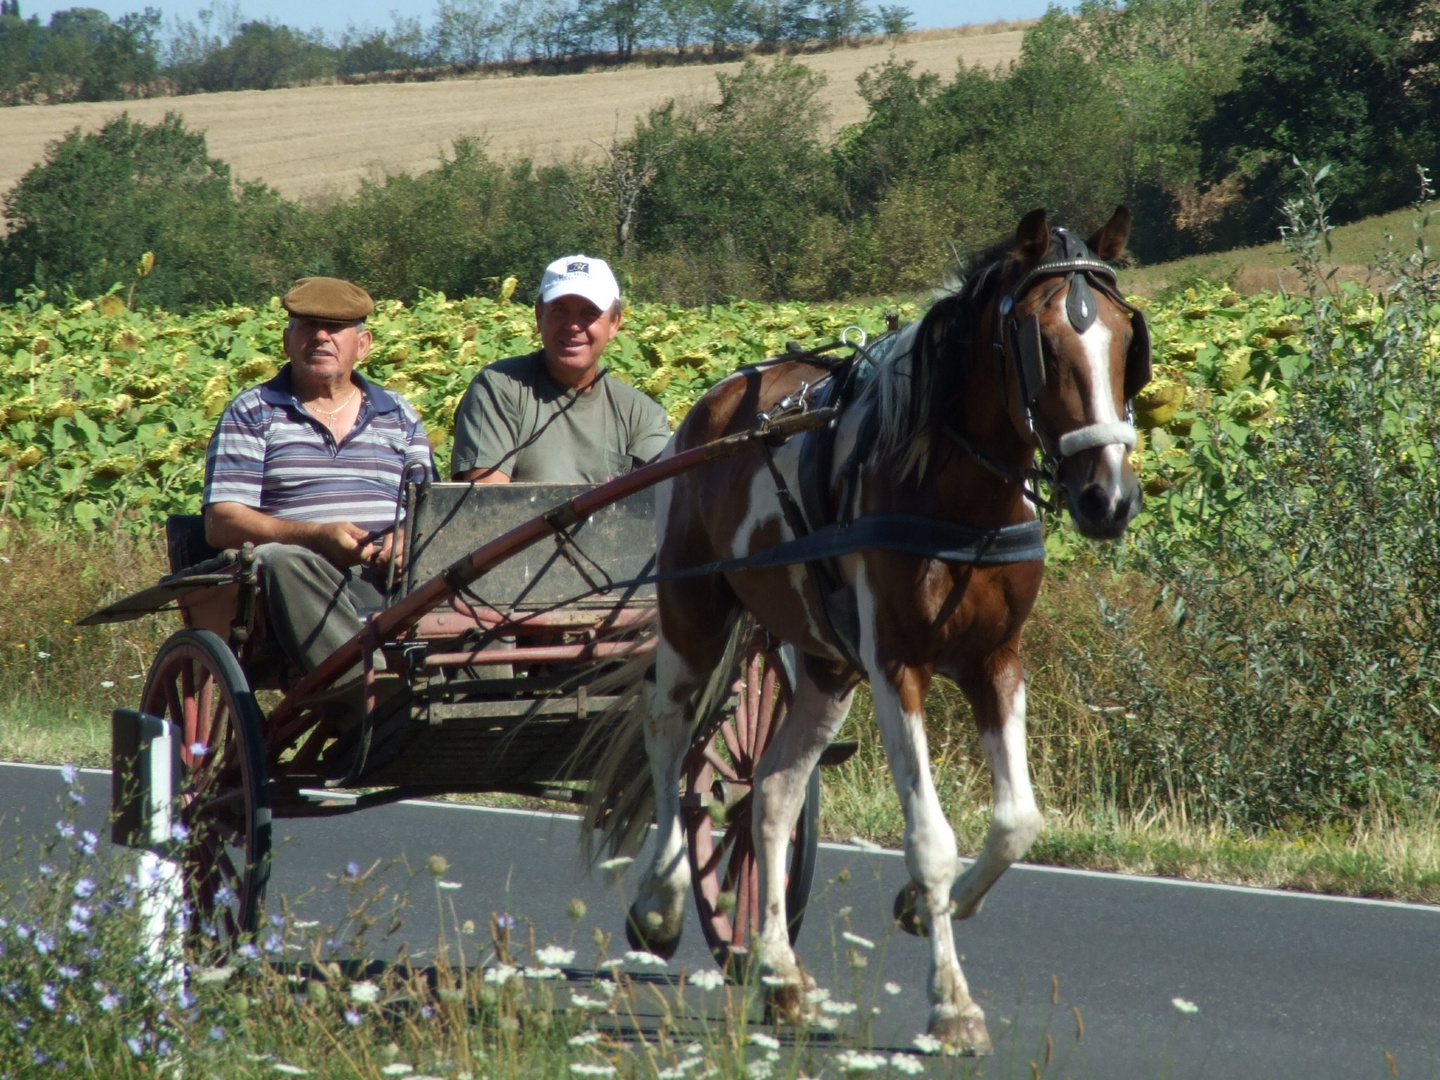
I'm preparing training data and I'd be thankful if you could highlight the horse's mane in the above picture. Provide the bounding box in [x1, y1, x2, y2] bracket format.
[873, 237, 1018, 479]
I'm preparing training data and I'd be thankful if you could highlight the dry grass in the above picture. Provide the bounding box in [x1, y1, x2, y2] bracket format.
[1126, 199, 1440, 296]
[0, 26, 1026, 210]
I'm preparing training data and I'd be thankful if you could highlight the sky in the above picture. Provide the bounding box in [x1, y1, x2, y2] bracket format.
[19, 1, 1056, 39]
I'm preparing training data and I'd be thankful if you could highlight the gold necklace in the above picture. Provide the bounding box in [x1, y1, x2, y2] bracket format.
[308, 385, 359, 419]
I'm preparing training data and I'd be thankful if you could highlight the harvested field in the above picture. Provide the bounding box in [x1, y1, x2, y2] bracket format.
[0, 27, 1025, 207]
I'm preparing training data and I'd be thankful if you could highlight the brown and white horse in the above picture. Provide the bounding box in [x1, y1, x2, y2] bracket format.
[592, 207, 1150, 1052]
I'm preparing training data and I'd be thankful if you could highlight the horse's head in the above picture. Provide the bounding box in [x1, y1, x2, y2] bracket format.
[996, 206, 1151, 540]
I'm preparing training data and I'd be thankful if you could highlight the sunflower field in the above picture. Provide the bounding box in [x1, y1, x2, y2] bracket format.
[0, 280, 1320, 542]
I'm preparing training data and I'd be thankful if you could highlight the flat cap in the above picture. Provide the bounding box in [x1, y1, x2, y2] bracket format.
[282, 277, 375, 321]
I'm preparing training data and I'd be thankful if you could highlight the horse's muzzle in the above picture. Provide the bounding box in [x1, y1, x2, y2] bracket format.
[1059, 435, 1142, 541]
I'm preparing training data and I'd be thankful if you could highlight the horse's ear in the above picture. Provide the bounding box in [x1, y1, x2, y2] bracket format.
[1015, 208, 1050, 266]
[1087, 205, 1132, 263]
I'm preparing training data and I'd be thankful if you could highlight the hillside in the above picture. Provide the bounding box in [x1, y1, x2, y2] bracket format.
[0, 26, 1025, 207]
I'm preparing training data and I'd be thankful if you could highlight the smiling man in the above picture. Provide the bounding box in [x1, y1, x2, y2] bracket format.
[450, 255, 671, 484]
[203, 276, 434, 678]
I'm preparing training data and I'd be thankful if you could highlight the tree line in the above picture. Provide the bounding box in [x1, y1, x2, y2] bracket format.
[3, 0, 1439, 310]
[0, 0, 913, 103]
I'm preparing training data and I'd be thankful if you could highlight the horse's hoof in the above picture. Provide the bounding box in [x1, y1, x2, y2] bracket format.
[929, 1007, 992, 1057]
[893, 881, 927, 937]
[624, 904, 680, 959]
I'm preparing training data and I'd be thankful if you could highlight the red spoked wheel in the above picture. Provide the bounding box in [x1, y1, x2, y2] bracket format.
[140, 629, 272, 958]
[682, 630, 819, 978]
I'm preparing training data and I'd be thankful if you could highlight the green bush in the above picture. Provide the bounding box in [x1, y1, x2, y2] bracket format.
[1087, 170, 1440, 827]
[0, 113, 315, 310]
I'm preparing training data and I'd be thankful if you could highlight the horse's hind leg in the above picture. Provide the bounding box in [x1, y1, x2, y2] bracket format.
[752, 654, 855, 1022]
[627, 590, 738, 958]
[949, 646, 1042, 920]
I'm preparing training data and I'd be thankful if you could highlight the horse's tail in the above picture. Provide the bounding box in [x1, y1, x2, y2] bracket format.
[578, 615, 749, 864]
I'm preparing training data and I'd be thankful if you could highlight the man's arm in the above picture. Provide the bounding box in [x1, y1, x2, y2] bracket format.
[204, 502, 379, 568]
[454, 467, 511, 484]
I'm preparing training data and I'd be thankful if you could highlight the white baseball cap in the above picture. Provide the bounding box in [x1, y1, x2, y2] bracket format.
[537, 255, 621, 310]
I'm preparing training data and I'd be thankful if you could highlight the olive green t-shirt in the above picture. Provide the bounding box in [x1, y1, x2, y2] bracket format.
[450, 351, 672, 483]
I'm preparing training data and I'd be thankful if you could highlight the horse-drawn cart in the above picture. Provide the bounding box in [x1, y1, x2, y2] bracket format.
[81, 412, 851, 973]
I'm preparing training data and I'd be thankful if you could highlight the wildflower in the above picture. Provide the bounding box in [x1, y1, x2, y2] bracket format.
[688, 968, 725, 991]
[101, 680, 116, 689]
[569, 1032, 603, 1047]
[273, 1066, 310, 1076]
[349, 981, 381, 1004]
[747, 1061, 774, 1080]
[192, 965, 235, 985]
[524, 967, 563, 980]
[381, 1066, 414, 1076]
[60, 764, 78, 785]
[820, 999, 857, 1015]
[210, 1026, 225, 1042]
[748, 1033, 781, 1051]
[482, 965, 518, 986]
[535, 945, 575, 967]
[263, 932, 284, 955]
[32, 1049, 49, 1066]
[346, 861, 361, 877]
[814, 1016, 839, 1031]
[78, 830, 97, 855]
[834, 1051, 888, 1073]
[34, 932, 55, 954]
[624, 949, 668, 968]
[37, 863, 55, 877]
[569, 993, 610, 1012]
[170, 823, 190, 843]
[344, 1009, 363, 1027]
[911, 1034, 943, 1055]
[570, 1065, 617, 1077]
[884, 982, 902, 996]
[73, 879, 96, 899]
[189, 742, 209, 757]
[100, 993, 120, 1013]
[804, 987, 830, 1004]
[657, 1060, 706, 1080]
[1172, 997, 1199, 1015]
[56, 821, 76, 839]
[292, 919, 319, 930]
[37, 651, 50, 659]
[436, 880, 463, 891]
[593, 978, 618, 998]
[69, 903, 92, 923]
[841, 931, 874, 950]
[125, 1037, 144, 1057]
[426, 854, 450, 876]
[56, 965, 79, 980]
[494, 913, 517, 930]
[890, 1054, 925, 1075]
[39, 985, 58, 1010]
[237, 943, 260, 960]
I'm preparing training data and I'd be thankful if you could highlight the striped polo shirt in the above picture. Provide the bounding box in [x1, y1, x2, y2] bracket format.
[203, 365, 435, 534]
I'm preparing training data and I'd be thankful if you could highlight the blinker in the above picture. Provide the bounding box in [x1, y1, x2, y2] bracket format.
[1014, 314, 1045, 404]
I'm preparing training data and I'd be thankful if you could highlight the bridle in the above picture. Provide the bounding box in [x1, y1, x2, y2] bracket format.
[949, 230, 1152, 510]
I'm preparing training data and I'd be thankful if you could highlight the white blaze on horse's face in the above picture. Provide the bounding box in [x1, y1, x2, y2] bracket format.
[1043, 292, 1142, 541]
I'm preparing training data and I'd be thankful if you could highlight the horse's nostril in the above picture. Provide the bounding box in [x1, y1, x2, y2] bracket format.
[1077, 484, 1112, 522]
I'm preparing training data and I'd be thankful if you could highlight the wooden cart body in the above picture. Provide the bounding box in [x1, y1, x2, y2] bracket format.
[87, 429, 848, 969]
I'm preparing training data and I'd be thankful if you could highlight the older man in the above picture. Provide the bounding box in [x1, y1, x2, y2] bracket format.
[451, 255, 670, 484]
[203, 276, 435, 677]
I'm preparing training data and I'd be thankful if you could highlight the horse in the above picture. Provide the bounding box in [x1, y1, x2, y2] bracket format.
[586, 206, 1151, 1053]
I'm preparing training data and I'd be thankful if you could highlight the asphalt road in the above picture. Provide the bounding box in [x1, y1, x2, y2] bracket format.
[3, 761, 1437, 1079]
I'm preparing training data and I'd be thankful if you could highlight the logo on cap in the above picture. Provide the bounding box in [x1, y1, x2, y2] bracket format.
[566, 261, 590, 274]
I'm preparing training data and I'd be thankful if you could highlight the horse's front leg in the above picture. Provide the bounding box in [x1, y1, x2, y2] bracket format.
[950, 645, 1042, 920]
[627, 638, 705, 957]
[752, 656, 854, 1022]
[864, 648, 991, 1053]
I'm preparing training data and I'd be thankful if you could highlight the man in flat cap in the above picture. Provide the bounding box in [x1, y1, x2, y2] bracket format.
[203, 276, 435, 679]
[451, 255, 670, 484]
